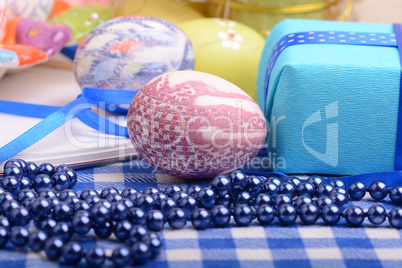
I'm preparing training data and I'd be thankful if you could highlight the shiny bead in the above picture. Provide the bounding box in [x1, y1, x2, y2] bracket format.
[80, 188, 99, 200]
[4, 160, 25, 175]
[388, 207, 402, 228]
[129, 207, 146, 225]
[38, 218, 57, 234]
[74, 200, 91, 212]
[165, 184, 183, 197]
[348, 181, 366, 200]
[265, 176, 282, 187]
[390, 186, 402, 205]
[215, 194, 232, 207]
[367, 205, 386, 225]
[294, 196, 313, 209]
[137, 194, 155, 212]
[167, 208, 187, 229]
[19, 177, 31, 190]
[211, 205, 231, 227]
[38, 189, 57, 199]
[54, 164, 70, 173]
[114, 220, 134, 241]
[256, 204, 274, 225]
[172, 191, 189, 202]
[152, 192, 168, 209]
[345, 206, 365, 227]
[44, 237, 63, 260]
[191, 208, 211, 230]
[128, 225, 147, 244]
[368, 181, 388, 200]
[85, 195, 101, 207]
[285, 176, 301, 187]
[64, 169, 77, 188]
[329, 179, 346, 189]
[247, 176, 264, 196]
[0, 192, 15, 204]
[274, 194, 292, 210]
[278, 182, 296, 198]
[10, 226, 29, 247]
[307, 175, 324, 188]
[112, 247, 131, 267]
[146, 210, 164, 231]
[53, 202, 73, 221]
[100, 186, 119, 199]
[27, 162, 39, 179]
[234, 191, 252, 206]
[86, 246, 105, 267]
[263, 182, 279, 197]
[111, 202, 129, 221]
[234, 204, 253, 226]
[91, 204, 111, 225]
[128, 192, 142, 204]
[106, 193, 123, 203]
[120, 198, 134, 209]
[229, 170, 247, 191]
[278, 204, 297, 225]
[3, 165, 23, 180]
[196, 187, 217, 209]
[322, 204, 341, 225]
[72, 213, 92, 235]
[1, 176, 20, 195]
[51, 172, 70, 191]
[178, 196, 198, 215]
[254, 193, 272, 206]
[131, 242, 151, 264]
[330, 187, 347, 196]
[52, 222, 72, 242]
[62, 241, 82, 265]
[48, 197, 60, 209]
[94, 222, 113, 239]
[16, 159, 29, 176]
[10, 206, 30, 226]
[0, 227, 7, 248]
[300, 203, 319, 224]
[316, 196, 333, 209]
[59, 189, 78, 200]
[98, 199, 112, 209]
[297, 182, 315, 198]
[317, 184, 334, 198]
[159, 198, 177, 216]
[121, 187, 138, 198]
[0, 188, 5, 195]
[143, 237, 162, 259]
[64, 196, 81, 206]
[28, 230, 47, 252]
[38, 163, 55, 177]
[330, 193, 349, 211]
[0, 217, 11, 230]
[186, 185, 202, 196]
[21, 197, 35, 211]
[2, 200, 20, 217]
[143, 186, 160, 196]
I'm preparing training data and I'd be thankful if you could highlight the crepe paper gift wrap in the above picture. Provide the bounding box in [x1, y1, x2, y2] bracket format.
[257, 19, 402, 175]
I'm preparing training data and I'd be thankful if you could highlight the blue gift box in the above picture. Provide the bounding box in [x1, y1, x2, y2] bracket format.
[257, 19, 401, 175]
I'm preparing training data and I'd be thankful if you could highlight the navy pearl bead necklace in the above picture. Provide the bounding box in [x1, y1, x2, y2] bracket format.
[2, 160, 402, 267]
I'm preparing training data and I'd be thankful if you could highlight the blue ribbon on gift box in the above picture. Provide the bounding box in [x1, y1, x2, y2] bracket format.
[1, 24, 402, 186]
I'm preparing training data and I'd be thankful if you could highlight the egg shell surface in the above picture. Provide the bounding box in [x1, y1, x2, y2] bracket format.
[74, 15, 195, 90]
[127, 70, 267, 179]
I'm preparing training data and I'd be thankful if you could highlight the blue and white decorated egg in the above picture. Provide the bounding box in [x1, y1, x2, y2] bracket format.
[73, 15, 195, 90]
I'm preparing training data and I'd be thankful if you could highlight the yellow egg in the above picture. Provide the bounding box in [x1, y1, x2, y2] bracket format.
[178, 18, 265, 102]
[113, 0, 205, 26]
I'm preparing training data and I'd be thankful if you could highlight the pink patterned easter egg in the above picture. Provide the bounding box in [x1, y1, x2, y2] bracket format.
[127, 70, 267, 179]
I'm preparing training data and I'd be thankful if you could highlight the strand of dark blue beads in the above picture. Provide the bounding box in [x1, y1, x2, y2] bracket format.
[2, 160, 402, 267]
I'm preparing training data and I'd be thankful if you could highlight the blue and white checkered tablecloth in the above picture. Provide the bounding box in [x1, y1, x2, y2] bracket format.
[1, 158, 402, 268]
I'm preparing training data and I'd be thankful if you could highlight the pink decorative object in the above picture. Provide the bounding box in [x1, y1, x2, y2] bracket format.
[0, 0, 6, 42]
[63, 0, 113, 6]
[127, 70, 267, 179]
[15, 18, 71, 57]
